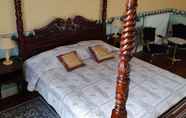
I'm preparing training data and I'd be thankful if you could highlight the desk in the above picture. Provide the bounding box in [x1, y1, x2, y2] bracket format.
[167, 37, 186, 64]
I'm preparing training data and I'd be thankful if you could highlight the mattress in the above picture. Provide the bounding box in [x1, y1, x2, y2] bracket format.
[24, 41, 186, 118]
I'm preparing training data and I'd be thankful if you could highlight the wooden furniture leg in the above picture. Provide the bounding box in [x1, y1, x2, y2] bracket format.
[111, 0, 138, 118]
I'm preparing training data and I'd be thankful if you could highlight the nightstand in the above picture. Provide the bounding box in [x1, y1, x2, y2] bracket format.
[0, 57, 24, 99]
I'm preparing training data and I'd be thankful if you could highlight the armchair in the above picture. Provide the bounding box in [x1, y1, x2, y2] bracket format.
[172, 24, 186, 49]
[142, 27, 168, 61]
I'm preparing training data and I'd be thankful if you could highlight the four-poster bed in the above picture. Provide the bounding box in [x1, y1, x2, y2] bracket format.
[14, 0, 186, 118]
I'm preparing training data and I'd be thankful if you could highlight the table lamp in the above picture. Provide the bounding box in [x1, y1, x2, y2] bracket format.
[0, 37, 17, 65]
[112, 18, 122, 38]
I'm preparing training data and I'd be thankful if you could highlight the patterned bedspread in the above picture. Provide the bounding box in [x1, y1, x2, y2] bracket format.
[24, 41, 186, 118]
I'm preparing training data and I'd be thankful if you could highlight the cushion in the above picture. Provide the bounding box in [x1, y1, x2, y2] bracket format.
[89, 45, 114, 62]
[78, 40, 119, 52]
[54, 44, 91, 60]
[57, 51, 85, 71]
[172, 24, 186, 39]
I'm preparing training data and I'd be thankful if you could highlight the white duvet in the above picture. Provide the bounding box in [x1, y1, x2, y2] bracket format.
[24, 40, 186, 118]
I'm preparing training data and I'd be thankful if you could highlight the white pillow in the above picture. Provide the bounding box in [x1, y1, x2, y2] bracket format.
[77, 40, 119, 60]
[78, 40, 119, 52]
[25, 40, 119, 73]
[25, 43, 89, 73]
[54, 40, 119, 60]
[25, 49, 64, 73]
[53, 44, 90, 60]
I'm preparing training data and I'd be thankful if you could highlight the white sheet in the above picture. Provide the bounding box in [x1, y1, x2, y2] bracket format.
[24, 41, 186, 118]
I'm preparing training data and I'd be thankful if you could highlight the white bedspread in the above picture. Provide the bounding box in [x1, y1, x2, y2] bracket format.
[24, 42, 186, 118]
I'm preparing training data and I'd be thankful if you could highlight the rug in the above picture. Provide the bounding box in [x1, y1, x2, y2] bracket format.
[0, 97, 60, 118]
[0, 96, 185, 118]
[159, 97, 186, 118]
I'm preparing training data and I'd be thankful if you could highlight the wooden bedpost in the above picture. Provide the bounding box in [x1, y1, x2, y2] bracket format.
[14, 0, 26, 60]
[111, 0, 138, 118]
[102, 0, 107, 22]
[101, 0, 107, 40]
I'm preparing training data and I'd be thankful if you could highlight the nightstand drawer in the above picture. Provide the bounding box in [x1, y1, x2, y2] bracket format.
[0, 70, 22, 83]
[0, 57, 24, 99]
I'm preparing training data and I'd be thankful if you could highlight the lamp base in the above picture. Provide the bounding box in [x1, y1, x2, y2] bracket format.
[3, 59, 13, 65]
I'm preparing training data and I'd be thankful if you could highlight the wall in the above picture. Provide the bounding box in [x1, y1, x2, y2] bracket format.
[0, 0, 186, 33]
[0, 0, 185, 58]
[0, 0, 16, 34]
[0, 0, 101, 33]
[108, 0, 186, 17]
[138, 0, 186, 12]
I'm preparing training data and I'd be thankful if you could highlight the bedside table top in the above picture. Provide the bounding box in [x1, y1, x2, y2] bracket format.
[0, 57, 22, 75]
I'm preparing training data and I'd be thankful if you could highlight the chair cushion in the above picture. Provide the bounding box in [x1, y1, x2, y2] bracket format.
[89, 45, 114, 62]
[57, 51, 85, 71]
[143, 27, 156, 42]
[172, 24, 186, 39]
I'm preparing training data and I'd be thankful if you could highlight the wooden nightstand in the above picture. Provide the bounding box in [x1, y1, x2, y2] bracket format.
[0, 57, 24, 99]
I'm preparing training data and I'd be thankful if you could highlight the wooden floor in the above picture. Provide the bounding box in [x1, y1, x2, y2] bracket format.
[134, 50, 186, 78]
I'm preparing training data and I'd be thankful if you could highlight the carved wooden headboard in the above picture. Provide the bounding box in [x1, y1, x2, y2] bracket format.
[21, 16, 106, 60]
[14, 0, 107, 60]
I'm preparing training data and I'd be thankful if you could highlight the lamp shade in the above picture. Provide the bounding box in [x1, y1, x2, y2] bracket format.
[0, 38, 17, 50]
[112, 19, 122, 29]
[112, 19, 123, 34]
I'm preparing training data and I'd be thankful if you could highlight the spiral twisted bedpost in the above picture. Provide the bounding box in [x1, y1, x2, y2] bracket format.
[111, 0, 138, 118]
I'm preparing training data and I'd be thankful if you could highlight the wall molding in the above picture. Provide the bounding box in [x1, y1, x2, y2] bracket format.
[138, 8, 186, 17]
[106, 8, 186, 23]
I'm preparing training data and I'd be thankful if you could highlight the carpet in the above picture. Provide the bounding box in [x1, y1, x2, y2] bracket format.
[0, 96, 185, 118]
[0, 97, 60, 118]
[159, 97, 186, 118]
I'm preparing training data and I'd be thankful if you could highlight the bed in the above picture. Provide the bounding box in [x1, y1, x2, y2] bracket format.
[24, 40, 186, 118]
[13, 0, 186, 118]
